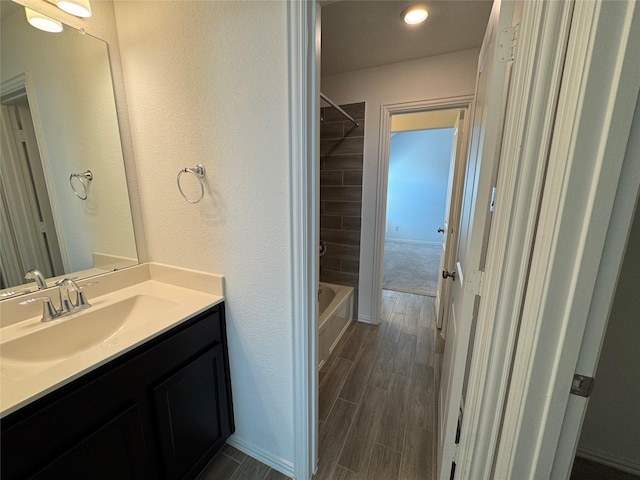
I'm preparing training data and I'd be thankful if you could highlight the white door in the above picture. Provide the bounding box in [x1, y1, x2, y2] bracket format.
[435, 109, 468, 332]
[550, 93, 640, 479]
[437, 1, 516, 478]
[0, 98, 64, 286]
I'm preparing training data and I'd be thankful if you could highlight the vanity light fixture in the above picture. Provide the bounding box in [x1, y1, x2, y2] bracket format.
[402, 5, 429, 25]
[25, 7, 63, 33]
[55, 0, 92, 18]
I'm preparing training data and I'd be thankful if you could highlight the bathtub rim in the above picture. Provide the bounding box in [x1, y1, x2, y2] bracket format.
[318, 281, 353, 329]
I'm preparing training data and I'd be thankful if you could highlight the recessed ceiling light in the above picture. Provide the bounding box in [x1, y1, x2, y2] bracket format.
[403, 6, 429, 25]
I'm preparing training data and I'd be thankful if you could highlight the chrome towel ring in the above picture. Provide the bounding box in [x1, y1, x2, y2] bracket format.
[177, 164, 206, 203]
[69, 170, 93, 200]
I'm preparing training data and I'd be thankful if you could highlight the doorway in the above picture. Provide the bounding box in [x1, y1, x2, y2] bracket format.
[0, 92, 64, 288]
[310, 0, 490, 477]
[372, 100, 471, 335]
[382, 110, 459, 299]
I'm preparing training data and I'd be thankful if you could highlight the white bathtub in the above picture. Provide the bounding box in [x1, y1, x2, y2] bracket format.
[318, 282, 354, 368]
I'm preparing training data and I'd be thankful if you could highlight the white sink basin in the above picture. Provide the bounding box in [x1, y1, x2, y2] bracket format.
[0, 263, 224, 419]
[1, 295, 178, 364]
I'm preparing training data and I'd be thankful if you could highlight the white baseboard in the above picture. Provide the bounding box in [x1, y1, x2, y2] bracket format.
[576, 445, 640, 475]
[358, 314, 374, 324]
[226, 434, 294, 478]
[384, 238, 440, 247]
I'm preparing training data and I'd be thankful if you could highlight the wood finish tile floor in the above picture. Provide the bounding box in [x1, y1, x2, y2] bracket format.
[315, 290, 443, 480]
[199, 290, 441, 480]
[200, 293, 626, 480]
[197, 444, 291, 480]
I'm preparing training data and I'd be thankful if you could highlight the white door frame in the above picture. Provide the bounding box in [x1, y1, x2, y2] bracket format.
[371, 96, 473, 325]
[288, 1, 318, 479]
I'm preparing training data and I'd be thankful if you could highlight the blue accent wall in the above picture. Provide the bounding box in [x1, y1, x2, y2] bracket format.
[386, 128, 454, 244]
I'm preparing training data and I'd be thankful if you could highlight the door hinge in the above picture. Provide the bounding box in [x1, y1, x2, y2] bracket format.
[497, 25, 519, 62]
[39, 222, 47, 233]
[444, 441, 459, 465]
[466, 269, 485, 296]
[570, 374, 595, 398]
[16, 128, 26, 143]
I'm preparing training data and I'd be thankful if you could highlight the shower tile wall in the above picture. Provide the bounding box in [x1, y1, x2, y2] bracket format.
[320, 102, 365, 317]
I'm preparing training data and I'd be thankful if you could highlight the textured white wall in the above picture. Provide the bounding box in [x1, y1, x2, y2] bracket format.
[577, 100, 640, 472]
[321, 49, 479, 321]
[113, 1, 293, 469]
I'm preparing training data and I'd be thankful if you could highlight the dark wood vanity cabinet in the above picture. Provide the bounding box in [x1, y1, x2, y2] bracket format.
[0, 303, 234, 480]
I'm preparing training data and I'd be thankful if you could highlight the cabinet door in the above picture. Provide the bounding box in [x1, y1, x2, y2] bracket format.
[153, 344, 232, 480]
[29, 404, 148, 480]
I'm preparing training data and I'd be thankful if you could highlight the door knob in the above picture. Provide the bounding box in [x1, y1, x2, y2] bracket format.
[442, 269, 457, 281]
[437, 228, 445, 233]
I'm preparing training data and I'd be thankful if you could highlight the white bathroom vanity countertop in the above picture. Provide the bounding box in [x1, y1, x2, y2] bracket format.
[0, 263, 224, 418]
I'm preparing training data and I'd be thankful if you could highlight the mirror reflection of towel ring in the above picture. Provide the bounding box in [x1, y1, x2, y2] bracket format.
[69, 170, 93, 200]
[177, 164, 206, 204]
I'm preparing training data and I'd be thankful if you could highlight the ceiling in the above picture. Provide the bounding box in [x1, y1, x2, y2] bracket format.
[321, 0, 493, 76]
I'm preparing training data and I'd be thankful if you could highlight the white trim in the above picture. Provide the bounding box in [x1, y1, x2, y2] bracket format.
[383, 238, 440, 247]
[495, 1, 640, 478]
[226, 435, 295, 478]
[371, 96, 473, 326]
[457, 1, 575, 478]
[0, 75, 27, 102]
[575, 447, 640, 476]
[357, 314, 372, 324]
[288, 1, 317, 478]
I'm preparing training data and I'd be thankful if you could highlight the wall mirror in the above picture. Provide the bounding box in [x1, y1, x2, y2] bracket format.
[0, 1, 138, 296]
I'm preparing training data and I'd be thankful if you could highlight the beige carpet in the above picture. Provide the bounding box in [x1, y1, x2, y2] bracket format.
[383, 240, 441, 297]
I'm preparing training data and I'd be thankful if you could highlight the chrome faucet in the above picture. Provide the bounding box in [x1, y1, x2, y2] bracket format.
[58, 278, 93, 312]
[24, 269, 47, 290]
[20, 278, 95, 322]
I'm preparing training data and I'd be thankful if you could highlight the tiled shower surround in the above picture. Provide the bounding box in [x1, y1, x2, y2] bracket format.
[320, 102, 365, 317]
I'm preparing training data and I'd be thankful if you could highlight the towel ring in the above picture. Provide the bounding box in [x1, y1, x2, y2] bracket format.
[177, 164, 206, 203]
[69, 170, 93, 200]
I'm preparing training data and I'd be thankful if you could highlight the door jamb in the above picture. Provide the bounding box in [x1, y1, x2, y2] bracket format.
[288, 1, 318, 479]
[371, 96, 473, 325]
